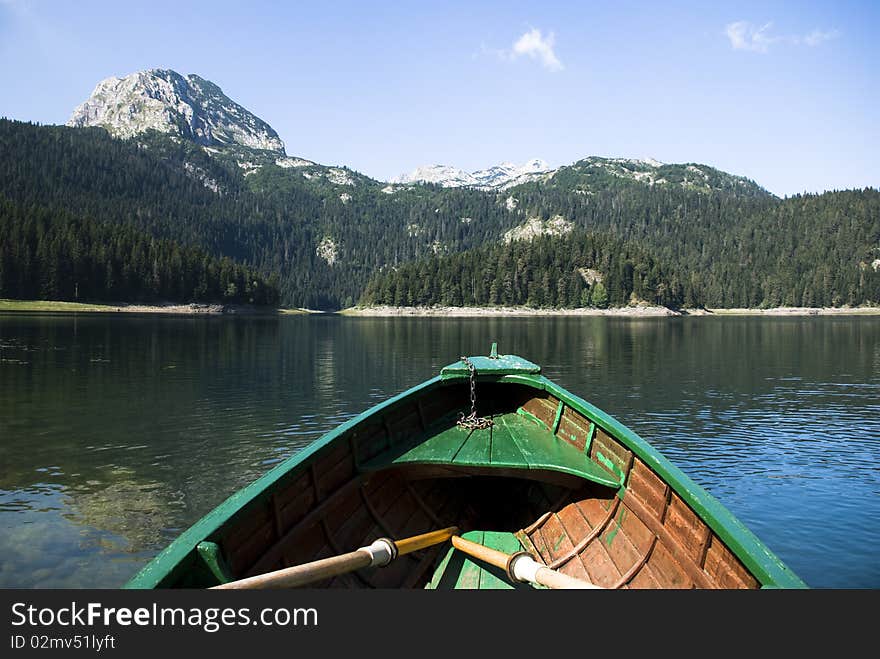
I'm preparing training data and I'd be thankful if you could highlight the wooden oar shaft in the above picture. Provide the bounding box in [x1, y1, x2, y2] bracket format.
[212, 549, 374, 590]
[451, 534, 603, 589]
[450, 534, 510, 571]
[396, 526, 460, 556]
[212, 526, 459, 590]
[530, 564, 603, 590]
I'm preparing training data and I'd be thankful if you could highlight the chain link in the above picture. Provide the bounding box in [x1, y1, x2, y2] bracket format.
[457, 356, 494, 431]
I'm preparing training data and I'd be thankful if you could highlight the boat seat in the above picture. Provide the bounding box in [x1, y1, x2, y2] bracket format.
[360, 410, 621, 488]
[424, 530, 540, 590]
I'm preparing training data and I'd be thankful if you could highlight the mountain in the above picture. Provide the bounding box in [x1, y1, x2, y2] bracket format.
[65, 69, 769, 199]
[392, 156, 770, 198]
[67, 69, 285, 154]
[2, 68, 876, 312]
[541, 156, 772, 198]
[391, 159, 553, 190]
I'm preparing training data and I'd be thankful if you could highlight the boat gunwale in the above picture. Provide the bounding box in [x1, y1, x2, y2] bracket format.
[125, 366, 808, 589]
[509, 373, 808, 589]
[125, 374, 447, 588]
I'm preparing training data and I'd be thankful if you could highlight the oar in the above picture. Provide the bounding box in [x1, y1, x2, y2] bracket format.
[211, 526, 459, 589]
[450, 534, 605, 590]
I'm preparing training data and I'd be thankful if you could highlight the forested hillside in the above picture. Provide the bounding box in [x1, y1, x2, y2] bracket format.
[0, 198, 278, 305]
[359, 231, 683, 309]
[502, 182, 880, 308]
[1, 118, 877, 310]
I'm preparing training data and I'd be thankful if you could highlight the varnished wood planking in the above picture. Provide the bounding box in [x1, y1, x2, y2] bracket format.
[643, 542, 695, 589]
[622, 493, 714, 588]
[541, 510, 600, 584]
[353, 423, 387, 463]
[214, 461, 759, 589]
[575, 496, 617, 529]
[316, 445, 356, 495]
[704, 537, 759, 588]
[556, 407, 590, 450]
[599, 503, 659, 586]
[521, 395, 557, 429]
[626, 458, 669, 520]
[222, 504, 275, 575]
[590, 428, 633, 482]
[387, 405, 423, 446]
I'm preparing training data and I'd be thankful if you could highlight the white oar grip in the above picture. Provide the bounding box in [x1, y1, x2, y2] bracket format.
[509, 552, 604, 589]
[508, 553, 541, 583]
[363, 538, 397, 567]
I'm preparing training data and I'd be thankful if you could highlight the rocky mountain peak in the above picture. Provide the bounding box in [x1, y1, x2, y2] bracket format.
[67, 69, 286, 154]
[391, 158, 554, 190]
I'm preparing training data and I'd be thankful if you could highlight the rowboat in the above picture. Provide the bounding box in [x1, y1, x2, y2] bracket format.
[126, 344, 807, 589]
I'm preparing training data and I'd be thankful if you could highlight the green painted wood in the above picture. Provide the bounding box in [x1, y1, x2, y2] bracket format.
[552, 400, 565, 434]
[454, 531, 486, 589]
[584, 421, 596, 454]
[384, 423, 471, 464]
[499, 415, 621, 487]
[364, 412, 620, 488]
[440, 354, 541, 378]
[516, 406, 549, 430]
[126, 353, 809, 590]
[424, 536, 458, 590]
[488, 420, 528, 467]
[476, 531, 527, 589]
[426, 530, 534, 590]
[534, 374, 809, 589]
[452, 427, 492, 465]
[196, 541, 232, 585]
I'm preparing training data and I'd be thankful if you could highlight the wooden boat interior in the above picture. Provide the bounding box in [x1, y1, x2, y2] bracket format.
[179, 378, 761, 590]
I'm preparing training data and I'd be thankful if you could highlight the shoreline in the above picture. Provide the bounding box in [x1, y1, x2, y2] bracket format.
[338, 305, 681, 317]
[703, 306, 880, 316]
[0, 299, 316, 315]
[339, 305, 880, 317]
[2, 300, 878, 317]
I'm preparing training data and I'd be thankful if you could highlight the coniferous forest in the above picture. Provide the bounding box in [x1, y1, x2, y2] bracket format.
[0, 118, 878, 310]
[0, 198, 279, 305]
[359, 231, 683, 309]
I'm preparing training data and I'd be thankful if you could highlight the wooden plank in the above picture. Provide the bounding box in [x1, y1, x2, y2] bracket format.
[551, 400, 565, 434]
[454, 531, 485, 589]
[622, 493, 716, 588]
[539, 515, 594, 585]
[387, 424, 471, 465]
[503, 414, 620, 487]
[665, 493, 711, 565]
[591, 428, 632, 484]
[520, 397, 557, 429]
[475, 531, 521, 589]
[452, 428, 492, 465]
[489, 417, 529, 467]
[578, 529, 624, 588]
[704, 537, 759, 589]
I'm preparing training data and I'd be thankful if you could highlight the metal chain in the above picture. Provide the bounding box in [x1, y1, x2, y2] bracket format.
[457, 356, 494, 430]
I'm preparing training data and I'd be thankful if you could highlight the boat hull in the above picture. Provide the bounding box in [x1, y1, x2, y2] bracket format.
[126, 360, 807, 589]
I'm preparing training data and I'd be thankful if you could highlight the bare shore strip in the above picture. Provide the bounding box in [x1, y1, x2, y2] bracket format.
[339, 304, 880, 317]
[340, 305, 682, 317]
[3, 300, 878, 316]
[0, 299, 312, 314]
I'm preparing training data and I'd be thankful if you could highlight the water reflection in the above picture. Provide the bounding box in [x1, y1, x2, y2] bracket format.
[0, 313, 877, 588]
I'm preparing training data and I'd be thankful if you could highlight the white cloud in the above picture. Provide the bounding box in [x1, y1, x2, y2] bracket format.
[510, 28, 563, 72]
[802, 29, 840, 46]
[725, 21, 840, 53]
[725, 21, 776, 53]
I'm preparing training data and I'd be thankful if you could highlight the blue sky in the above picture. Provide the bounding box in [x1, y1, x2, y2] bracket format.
[1, 0, 877, 197]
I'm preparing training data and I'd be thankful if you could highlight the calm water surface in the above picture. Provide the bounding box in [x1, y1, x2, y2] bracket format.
[1, 314, 877, 588]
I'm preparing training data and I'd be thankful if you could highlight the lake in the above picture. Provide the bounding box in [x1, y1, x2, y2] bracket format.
[1, 313, 878, 589]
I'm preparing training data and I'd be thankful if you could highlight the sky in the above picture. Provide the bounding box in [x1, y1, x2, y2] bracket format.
[1, 0, 877, 197]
